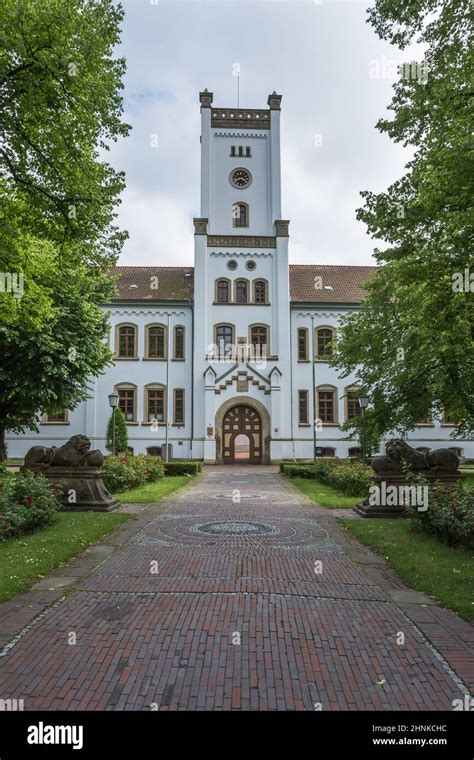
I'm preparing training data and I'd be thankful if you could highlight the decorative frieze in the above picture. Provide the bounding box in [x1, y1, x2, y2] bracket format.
[209, 251, 273, 259]
[207, 235, 276, 248]
[214, 131, 267, 139]
[211, 109, 270, 130]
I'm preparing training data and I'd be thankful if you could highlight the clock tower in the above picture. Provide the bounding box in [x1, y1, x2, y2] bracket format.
[192, 89, 291, 463]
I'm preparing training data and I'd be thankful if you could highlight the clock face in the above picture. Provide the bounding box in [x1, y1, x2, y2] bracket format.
[230, 168, 252, 188]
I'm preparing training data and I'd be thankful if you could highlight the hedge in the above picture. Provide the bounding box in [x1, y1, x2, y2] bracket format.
[103, 455, 165, 493]
[163, 461, 202, 476]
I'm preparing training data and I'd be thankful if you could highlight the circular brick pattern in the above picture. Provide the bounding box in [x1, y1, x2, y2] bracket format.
[197, 521, 274, 535]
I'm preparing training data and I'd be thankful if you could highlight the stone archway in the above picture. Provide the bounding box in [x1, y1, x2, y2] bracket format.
[215, 396, 271, 465]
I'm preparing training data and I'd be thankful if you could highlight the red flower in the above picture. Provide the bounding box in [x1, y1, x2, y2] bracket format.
[27, 496, 33, 506]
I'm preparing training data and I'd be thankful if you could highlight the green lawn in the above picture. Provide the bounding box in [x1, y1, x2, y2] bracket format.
[0, 512, 131, 603]
[116, 475, 193, 503]
[289, 477, 361, 508]
[342, 518, 474, 620]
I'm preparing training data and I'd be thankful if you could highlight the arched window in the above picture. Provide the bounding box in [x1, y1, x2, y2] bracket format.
[145, 384, 166, 423]
[216, 279, 230, 303]
[116, 324, 137, 358]
[174, 326, 185, 359]
[232, 203, 248, 228]
[316, 327, 335, 359]
[250, 325, 268, 356]
[115, 383, 137, 422]
[146, 324, 166, 359]
[254, 280, 267, 303]
[235, 279, 248, 303]
[215, 324, 234, 358]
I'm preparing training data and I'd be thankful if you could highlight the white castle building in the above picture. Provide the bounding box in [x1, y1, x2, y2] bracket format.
[7, 91, 471, 463]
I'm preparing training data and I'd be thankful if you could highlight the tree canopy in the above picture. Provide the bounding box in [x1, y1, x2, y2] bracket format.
[0, 0, 130, 457]
[333, 0, 473, 441]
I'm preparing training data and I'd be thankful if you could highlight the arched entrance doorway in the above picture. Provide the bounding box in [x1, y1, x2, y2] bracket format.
[222, 405, 263, 464]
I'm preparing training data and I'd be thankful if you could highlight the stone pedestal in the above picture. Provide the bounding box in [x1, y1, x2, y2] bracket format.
[354, 471, 466, 518]
[44, 467, 120, 512]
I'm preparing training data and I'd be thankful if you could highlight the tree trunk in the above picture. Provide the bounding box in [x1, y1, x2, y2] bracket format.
[0, 426, 7, 462]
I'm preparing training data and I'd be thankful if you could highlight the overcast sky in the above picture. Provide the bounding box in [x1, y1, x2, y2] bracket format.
[110, 0, 420, 267]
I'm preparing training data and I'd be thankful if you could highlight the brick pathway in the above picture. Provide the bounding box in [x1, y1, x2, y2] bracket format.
[0, 466, 472, 710]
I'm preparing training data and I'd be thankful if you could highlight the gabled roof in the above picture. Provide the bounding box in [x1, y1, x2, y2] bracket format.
[289, 264, 377, 303]
[109, 264, 377, 304]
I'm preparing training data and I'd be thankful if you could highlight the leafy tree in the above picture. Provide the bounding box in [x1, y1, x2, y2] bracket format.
[0, 0, 130, 458]
[333, 0, 473, 442]
[106, 408, 128, 454]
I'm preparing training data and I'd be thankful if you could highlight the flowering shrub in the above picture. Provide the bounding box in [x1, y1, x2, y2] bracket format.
[325, 460, 373, 497]
[0, 471, 61, 540]
[283, 458, 372, 497]
[102, 454, 165, 493]
[410, 482, 474, 549]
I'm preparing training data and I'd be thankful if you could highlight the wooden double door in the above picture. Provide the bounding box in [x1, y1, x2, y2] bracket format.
[222, 405, 262, 464]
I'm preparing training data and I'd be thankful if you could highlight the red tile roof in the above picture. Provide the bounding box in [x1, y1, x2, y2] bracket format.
[110, 266, 194, 301]
[289, 264, 377, 303]
[109, 264, 376, 304]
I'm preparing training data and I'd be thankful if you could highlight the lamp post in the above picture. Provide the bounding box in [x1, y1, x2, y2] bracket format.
[358, 393, 369, 462]
[311, 314, 317, 465]
[108, 392, 119, 455]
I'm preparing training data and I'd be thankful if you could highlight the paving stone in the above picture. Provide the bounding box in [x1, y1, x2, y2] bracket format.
[0, 465, 471, 710]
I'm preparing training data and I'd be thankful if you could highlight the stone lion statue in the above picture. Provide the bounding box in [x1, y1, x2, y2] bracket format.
[372, 438, 459, 475]
[23, 434, 104, 472]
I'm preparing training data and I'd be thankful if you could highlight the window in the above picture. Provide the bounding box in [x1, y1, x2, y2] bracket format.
[147, 446, 162, 457]
[250, 325, 268, 355]
[174, 326, 185, 359]
[297, 328, 308, 361]
[348, 447, 362, 457]
[215, 324, 234, 357]
[238, 146, 243, 157]
[174, 389, 185, 425]
[246, 147, 251, 157]
[43, 411, 68, 424]
[246, 260, 256, 271]
[298, 390, 309, 425]
[230, 146, 236, 157]
[216, 279, 230, 303]
[227, 260, 238, 271]
[232, 203, 248, 228]
[146, 324, 166, 359]
[317, 387, 337, 424]
[346, 390, 362, 421]
[316, 327, 334, 359]
[321, 447, 336, 457]
[146, 385, 165, 423]
[235, 280, 248, 303]
[117, 324, 137, 358]
[254, 280, 267, 303]
[116, 384, 136, 422]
